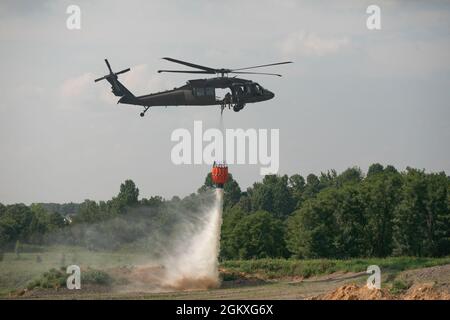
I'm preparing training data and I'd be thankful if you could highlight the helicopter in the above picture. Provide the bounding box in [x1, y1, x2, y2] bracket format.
[94, 57, 292, 117]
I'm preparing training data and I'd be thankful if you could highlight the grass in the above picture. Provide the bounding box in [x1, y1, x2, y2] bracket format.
[1, 245, 450, 297]
[389, 279, 412, 294]
[26, 268, 67, 290]
[0, 245, 147, 296]
[221, 256, 450, 279]
[81, 268, 113, 286]
[25, 267, 113, 291]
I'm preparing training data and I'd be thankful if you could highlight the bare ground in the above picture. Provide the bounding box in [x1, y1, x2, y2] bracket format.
[7, 264, 450, 300]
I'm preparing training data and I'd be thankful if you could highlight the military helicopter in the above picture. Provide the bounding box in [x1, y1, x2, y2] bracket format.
[94, 57, 292, 117]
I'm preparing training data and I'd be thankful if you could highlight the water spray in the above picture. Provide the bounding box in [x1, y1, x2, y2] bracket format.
[158, 162, 229, 291]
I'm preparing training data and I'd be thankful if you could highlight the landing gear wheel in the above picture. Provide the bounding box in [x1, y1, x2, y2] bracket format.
[233, 104, 244, 112]
[140, 106, 150, 118]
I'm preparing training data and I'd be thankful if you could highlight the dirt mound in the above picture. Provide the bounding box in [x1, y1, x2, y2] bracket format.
[219, 267, 266, 288]
[313, 284, 395, 300]
[166, 276, 219, 291]
[403, 283, 450, 300]
[111, 264, 221, 292]
[314, 283, 450, 300]
[398, 264, 450, 285]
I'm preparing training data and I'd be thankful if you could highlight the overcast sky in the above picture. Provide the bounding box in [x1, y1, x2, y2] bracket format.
[0, 0, 449, 204]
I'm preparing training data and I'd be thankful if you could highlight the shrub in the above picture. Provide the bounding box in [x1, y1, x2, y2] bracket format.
[27, 268, 66, 290]
[390, 279, 411, 294]
[82, 269, 112, 285]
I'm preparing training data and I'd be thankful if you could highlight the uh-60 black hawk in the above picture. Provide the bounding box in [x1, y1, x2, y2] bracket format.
[94, 57, 292, 117]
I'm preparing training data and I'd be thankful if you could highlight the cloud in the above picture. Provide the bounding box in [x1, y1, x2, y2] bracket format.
[365, 37, 450, 77]
[281, 31, 350, 57]
[60, 72, 96, 99]
[60, 72, 116, 108]
[59, 64, 177, 109]
[121, 64, 175, 94]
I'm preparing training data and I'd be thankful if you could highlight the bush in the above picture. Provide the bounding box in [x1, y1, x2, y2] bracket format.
[390, 280, 411, 294]
[82, 269, 112, 285]
[221, 257, 450, 279]
[27, 268, 66, 290]
[27, 267, 113, 290]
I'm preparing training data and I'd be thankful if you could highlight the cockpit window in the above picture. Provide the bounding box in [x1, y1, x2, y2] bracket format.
[254, 84, 263, 95]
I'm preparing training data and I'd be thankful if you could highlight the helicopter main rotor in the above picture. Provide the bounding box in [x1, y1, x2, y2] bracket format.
[157, 57, 292, 78]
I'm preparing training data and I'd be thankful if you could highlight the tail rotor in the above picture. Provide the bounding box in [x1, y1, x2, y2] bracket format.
[94, 59, 134, 98]
[94, 59, 130, 84]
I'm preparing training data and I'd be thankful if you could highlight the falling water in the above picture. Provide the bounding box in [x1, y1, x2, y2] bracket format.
[161, 188, 224, 290]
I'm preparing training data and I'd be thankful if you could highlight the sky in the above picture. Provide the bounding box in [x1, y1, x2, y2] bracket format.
[0, 0, 449, 204]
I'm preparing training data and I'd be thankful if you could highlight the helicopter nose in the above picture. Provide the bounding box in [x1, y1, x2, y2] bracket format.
[267, 90, 275, 99]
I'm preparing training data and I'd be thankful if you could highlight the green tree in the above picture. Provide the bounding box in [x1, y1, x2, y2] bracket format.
[233, 193, 252, 213]
[384, 165, 398, 175]
[0, 204, 34, 243]
[140, 196, 165, 209]
[220, 207, 245, 259]
[248, 175, 294, 219]
[367, 163, 384, 177]
[319, 170, 338, 189]
[303, 173, 321, 199]
[76, 200, 102, 223]
[117, 179, 139, 207]
[285, 190, 338, 258]
[394, 169, 450, 256]
[336, 167, 363, 187]
[333, 185, 369, 258]
[231, 211, 287, 259]
[287, 184, 370, 259]
[28, 204, 51, 243]
[362, 170, 402, 257]
[289, 174, 305, 209]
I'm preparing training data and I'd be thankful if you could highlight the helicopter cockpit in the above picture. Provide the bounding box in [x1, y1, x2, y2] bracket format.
[232, 83, 265, 98]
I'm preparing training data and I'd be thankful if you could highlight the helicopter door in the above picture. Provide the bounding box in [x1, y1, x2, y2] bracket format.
[192, 87, 215, 105]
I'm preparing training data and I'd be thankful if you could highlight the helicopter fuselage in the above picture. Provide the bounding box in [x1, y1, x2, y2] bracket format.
[95, 58, 289, 116]
[119, 77, 275, 107]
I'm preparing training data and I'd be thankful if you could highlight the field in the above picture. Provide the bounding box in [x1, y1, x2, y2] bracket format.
[1, 246, 450, 299]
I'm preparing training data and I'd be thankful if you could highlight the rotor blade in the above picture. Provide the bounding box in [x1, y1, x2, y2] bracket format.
[94, 76, 107, 82]
[105, 59, 113, 74]
[115, 68, 130, 75]
[162, 57, 216, 73]
[231, 61, 293, 71]
[157, 69, 214, 74]
[231, 71, 283, 77]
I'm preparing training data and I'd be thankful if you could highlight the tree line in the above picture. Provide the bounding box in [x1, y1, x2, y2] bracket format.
[0, 163, 449, 259]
